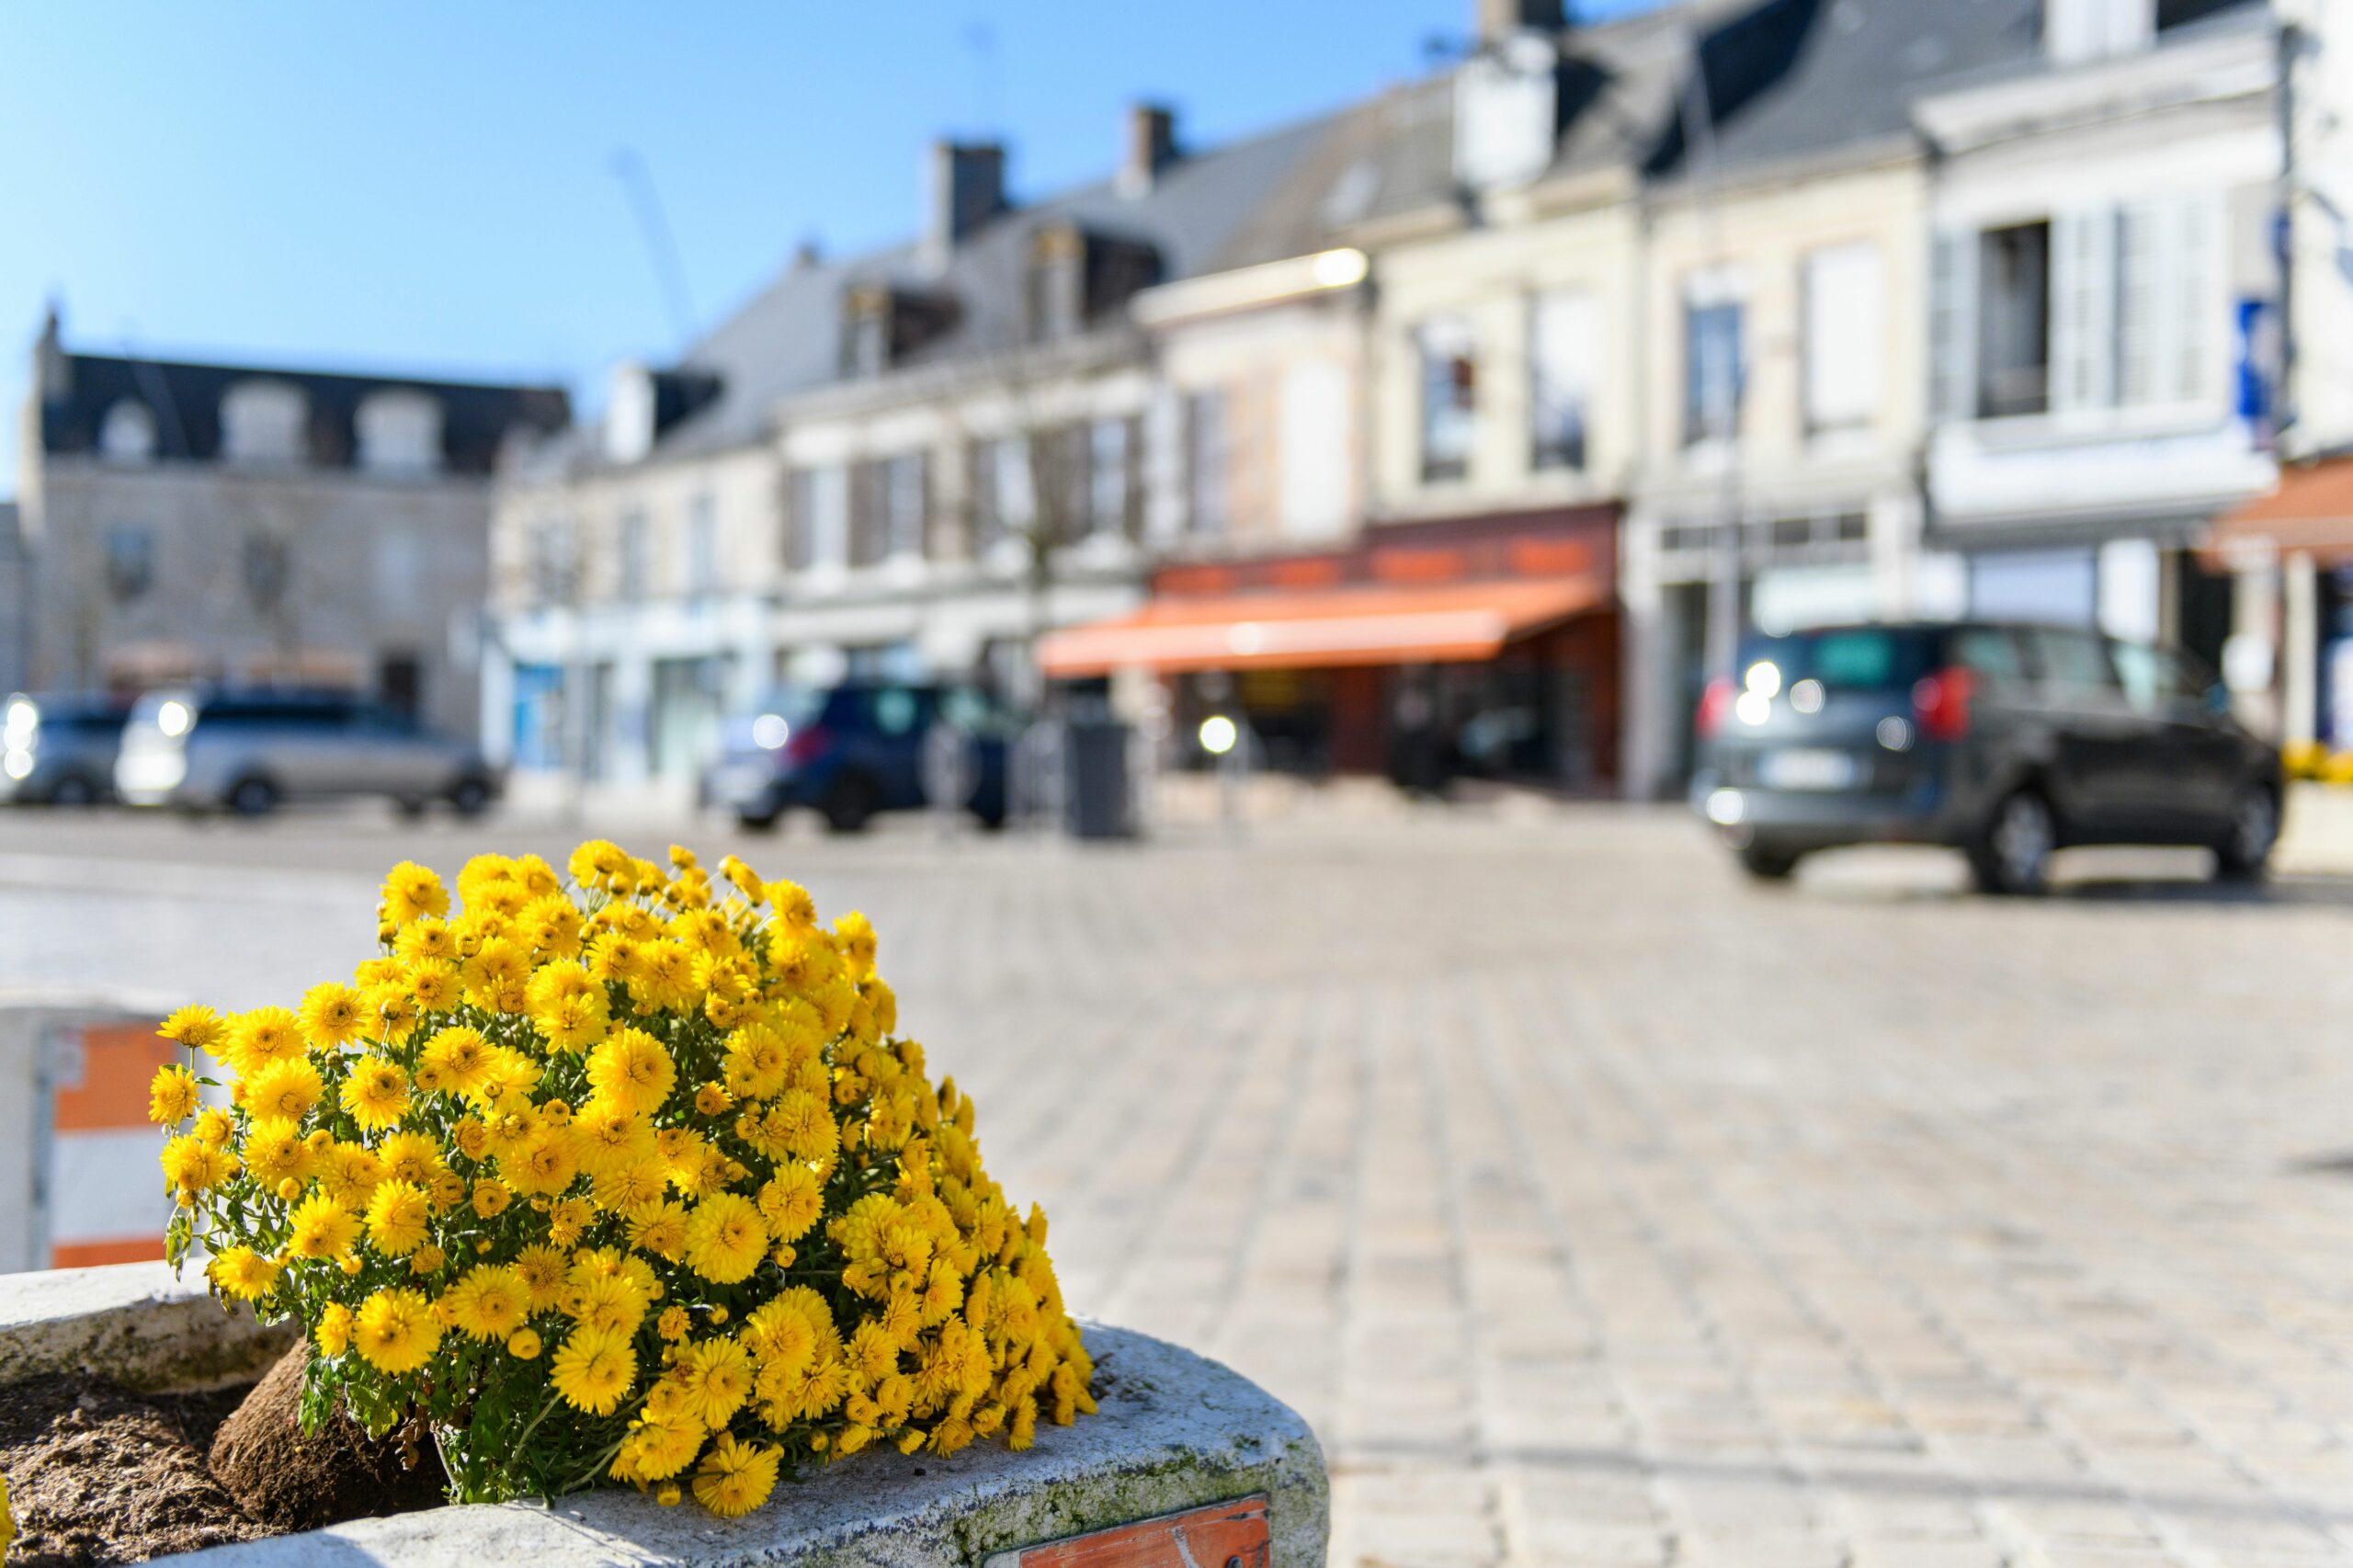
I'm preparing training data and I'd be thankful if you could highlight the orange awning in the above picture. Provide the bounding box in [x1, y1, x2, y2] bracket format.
[1038, 576, 1602, 677]
[2206, 457, 2353, 567]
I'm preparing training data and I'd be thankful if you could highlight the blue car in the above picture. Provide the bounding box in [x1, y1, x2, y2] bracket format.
[702, 682, 1013, 833]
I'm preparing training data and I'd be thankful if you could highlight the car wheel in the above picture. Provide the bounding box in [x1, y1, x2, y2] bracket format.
[1736, 843, 1802, 882]
[227, 777, 281, 818]
[47, 774, 97, 808]
[1971, 789, 2054, 896]
[2213, 784, 2279, 881]
[393, 797, 428, 822]
[735, 809, 781, 834]
[448, 778, 493, 818]
[821, 775, 879, 835]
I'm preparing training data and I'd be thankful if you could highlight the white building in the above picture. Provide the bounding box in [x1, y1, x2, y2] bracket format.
[1915, 0, 2281, 666]
[485, 112, 1336, 800]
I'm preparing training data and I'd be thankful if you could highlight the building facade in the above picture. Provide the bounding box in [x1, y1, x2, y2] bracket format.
[485, 109, 1336, 799]
[19, 313, 566, 737]
[1917, 0, 2279, 675]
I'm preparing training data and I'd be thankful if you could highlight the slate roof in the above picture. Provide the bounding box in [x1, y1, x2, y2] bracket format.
[531, 111, 1338, 477]
[37, 349, 570, 478]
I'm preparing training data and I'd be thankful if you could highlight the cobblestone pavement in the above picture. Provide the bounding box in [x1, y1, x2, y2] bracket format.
[5, 806, 2353, 1566]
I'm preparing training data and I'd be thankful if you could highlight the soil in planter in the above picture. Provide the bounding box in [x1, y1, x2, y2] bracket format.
[208, 1343, 446, 1532]
[0, 1374, 262, 1565]
[2, 1346, 450, 1564]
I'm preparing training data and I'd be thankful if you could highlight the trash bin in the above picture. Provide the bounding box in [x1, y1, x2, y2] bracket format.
[1063, 717, 1135, 840]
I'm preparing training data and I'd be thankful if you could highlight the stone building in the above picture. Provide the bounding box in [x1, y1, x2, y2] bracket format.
[17, 312, 567, 736]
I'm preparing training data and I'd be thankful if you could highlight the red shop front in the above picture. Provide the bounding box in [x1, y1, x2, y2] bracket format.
[1040, 505, 1620, 790]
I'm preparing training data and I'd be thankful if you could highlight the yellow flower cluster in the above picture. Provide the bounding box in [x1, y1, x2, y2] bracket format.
[163, 843, 1092, 1515]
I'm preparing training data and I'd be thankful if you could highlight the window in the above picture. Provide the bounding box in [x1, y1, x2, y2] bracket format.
[686, 494, 718, 599]
[786, 466, 847, 572]
[619, 511, 649, 600]
[1418, 318, 1476, 483]
[1683, 300, 1745, 446]
[2110, 641, 2208, 714]
[375, 527, 425, 615]
[102, 524, 153, 602]
[221, 381, 307, 465]
[1948, 627, 2028, 684]
[530, 519, 574, 606]
[1186, 391, 1228, 538]
[1530, 290, 1597, 471]
[1087, 418, 1131, 538]
[1279, 361, 1349, 539]
[1802, 244, 1883, 436]
[883, 452, 926, 559]
[1977, 222, 2051, 417]
[848, 460, 887, 567]
[1029, 242, 1083, 344]
[2028, 627, 2118, 691]
[356, 392, 442, 476]
[99, 401, 156, 463]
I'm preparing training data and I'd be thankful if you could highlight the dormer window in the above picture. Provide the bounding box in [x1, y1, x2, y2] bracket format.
[357, 390, 443, 476]
[842, 283, 958, 376]
[221, 380, 308, 465]
[1026, 224, 1162, 345]
[99, 400, 156, 464]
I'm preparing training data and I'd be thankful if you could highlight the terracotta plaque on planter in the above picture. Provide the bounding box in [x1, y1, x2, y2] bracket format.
[986, 1494, 1271, 1568]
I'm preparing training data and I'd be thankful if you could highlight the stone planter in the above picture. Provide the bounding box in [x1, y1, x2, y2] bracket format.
[0, 1262, 1329, 1566]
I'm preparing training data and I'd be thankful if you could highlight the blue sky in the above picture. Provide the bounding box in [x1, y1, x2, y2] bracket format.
[0, 1, 1654, 493]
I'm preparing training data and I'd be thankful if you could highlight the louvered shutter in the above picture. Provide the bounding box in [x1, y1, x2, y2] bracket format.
[1928, 230, 1978, 425]
[2052, 208, 2119, 414]
[2172, 195, 2219, 404]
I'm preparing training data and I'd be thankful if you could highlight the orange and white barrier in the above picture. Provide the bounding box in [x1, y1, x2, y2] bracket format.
[0, 1001, 201, 1275]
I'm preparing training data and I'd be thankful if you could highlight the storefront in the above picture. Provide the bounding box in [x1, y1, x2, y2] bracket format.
[1038, 506, 1620, 791]
[2204, 455, 2353, 748]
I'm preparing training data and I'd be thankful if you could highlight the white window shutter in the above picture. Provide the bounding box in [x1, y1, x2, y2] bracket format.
[1928, 230, 1977, 425]
[2116, 201, 2161, 406]
[2172, 194, 2220, 404]
[2052, 208, 2119, 414]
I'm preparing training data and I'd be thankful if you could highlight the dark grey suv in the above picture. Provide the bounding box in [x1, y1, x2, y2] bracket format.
[1691, 621, 2283, 894]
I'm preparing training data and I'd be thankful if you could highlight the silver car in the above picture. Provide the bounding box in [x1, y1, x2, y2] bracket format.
[0, 693, 131, 805]
[116, 687, 500, 816]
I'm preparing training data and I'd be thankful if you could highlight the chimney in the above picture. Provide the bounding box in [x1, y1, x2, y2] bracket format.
[1476, 0, 1564, 41]
[927, 141, 1006, 269]
[33, 301, 69, 404]
[1120, 103, 1179, 198]
[2043, 0, 2152, 62]
[790, 235, 824, 273]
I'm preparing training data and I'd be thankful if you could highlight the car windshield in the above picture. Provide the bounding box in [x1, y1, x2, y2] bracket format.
[1735, 628, 1937, 693]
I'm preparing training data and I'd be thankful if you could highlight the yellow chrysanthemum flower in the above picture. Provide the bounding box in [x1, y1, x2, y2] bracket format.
[674, 1336, 753, 1428]
[241, 1117, 311, 1187]
[297, 982, 364, 1049]
[227, 1006, 304, 1074]
[315, 1301, 355, 1357]
[550, 1325, 636, 1416]
[380, 860, 449, 926]
[585, 1027, 675, 1116]
[683, 1191, 766, 1285]
[419, 1026, 494, 1098]
[691, 1433, 781, 1518]
[243, 1057, 324, 1123]
[341, 1055, 410, 1131]
[159, 1004, 226, 1054]
[364, 1179, 432, 1258]
[445, 1264, 529, 1342]
[147, 1062, 200, 1124]
[353, 1288, 440, 1375]
[289, 1190, 360, 1260]
[208, 1245, 279, 1301]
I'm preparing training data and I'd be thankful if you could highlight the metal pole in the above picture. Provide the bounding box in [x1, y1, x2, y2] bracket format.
[1677, 23, 1744, 686]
